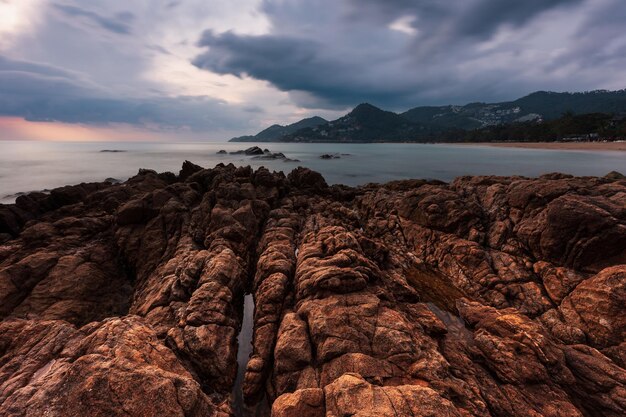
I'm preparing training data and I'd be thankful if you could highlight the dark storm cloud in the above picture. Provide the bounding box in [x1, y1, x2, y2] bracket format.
[53, 3, 134, 35]
[194, 31, 327, 92]
[194, 0, 624, 109]
[353, 0, 583, 37]
[193, 30, 429, 107]
[0, 56, 251, 132]
[456, 0, 583, 37]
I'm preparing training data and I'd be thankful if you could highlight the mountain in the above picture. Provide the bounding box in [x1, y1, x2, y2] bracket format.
[229, 89, 626, 143]
[282, 103, 436, 142]
[402, 89, 626, 130]
[229, 116, 327, 142]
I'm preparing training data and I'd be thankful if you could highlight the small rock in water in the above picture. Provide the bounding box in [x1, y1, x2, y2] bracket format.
[320, 153, 340, 159]
[246, 146, 264, 155]
[229, 146, 264, 155]
[100, 149, 126, 153]
[235, 146, 262, 155]
[252, 152, 286, 160]
[216, 150, 227, 154]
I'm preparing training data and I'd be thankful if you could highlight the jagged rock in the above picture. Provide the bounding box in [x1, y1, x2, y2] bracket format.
[272, 388, 324, 417]
[138, 168, 158, 176]
[324, 374, 461, 417]
[559, 265, 626, 348]
[0, 317, 229, 417]
[0, 163, 624, 416]
[180, 160, 204, 181]
[287, 167, 328, 191]
[605, 170, 625, 180]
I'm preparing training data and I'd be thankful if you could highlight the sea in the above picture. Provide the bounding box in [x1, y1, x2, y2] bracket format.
[1, 141, 625, 203]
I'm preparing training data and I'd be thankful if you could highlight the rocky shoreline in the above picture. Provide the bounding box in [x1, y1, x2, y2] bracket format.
[0, 162, 625, 416]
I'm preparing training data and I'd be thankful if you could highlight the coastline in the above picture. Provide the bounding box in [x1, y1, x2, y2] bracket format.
[454, 141, 626, 151]
[229, 139, 626, 151]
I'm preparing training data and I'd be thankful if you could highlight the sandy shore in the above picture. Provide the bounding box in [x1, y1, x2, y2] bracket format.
[456, 141, 626, 151]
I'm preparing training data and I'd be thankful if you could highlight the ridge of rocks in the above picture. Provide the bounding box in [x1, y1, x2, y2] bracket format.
[1, 162, 625, 416]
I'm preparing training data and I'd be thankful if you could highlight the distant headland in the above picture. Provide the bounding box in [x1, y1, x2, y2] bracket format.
[230, 89, 626, 144]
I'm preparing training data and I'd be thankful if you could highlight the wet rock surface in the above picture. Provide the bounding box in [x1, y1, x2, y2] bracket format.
[0, 163, 625, 417]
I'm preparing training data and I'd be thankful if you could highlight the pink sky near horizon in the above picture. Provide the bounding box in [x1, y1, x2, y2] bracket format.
[0, 116, 174, 142]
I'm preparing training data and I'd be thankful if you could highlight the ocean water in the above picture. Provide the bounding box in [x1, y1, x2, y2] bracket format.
[1, 141, 624, 203]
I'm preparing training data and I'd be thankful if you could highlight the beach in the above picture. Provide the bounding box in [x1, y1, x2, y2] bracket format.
[460, 141, 626, 151]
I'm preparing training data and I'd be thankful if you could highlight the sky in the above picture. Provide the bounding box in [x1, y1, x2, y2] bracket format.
[0, 0, 625, 141]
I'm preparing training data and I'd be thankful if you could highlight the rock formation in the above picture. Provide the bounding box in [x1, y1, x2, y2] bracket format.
[0, 162, 624, 416]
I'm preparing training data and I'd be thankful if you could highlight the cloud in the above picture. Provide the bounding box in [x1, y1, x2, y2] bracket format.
[353, 0, 583, 38]
[193, 29, 424, 108]
[0, 1, 282, 139]
[53, 3, 134, 35]
[0, 55, 257, 133]
[455, 0, 583, 37]
[194, 0, 626, 109]
[2, 0, 625, 141]
[0, 55, 80, 81]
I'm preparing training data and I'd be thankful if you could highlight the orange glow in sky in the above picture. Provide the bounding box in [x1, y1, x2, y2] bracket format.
[0, 117, 160, 141]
